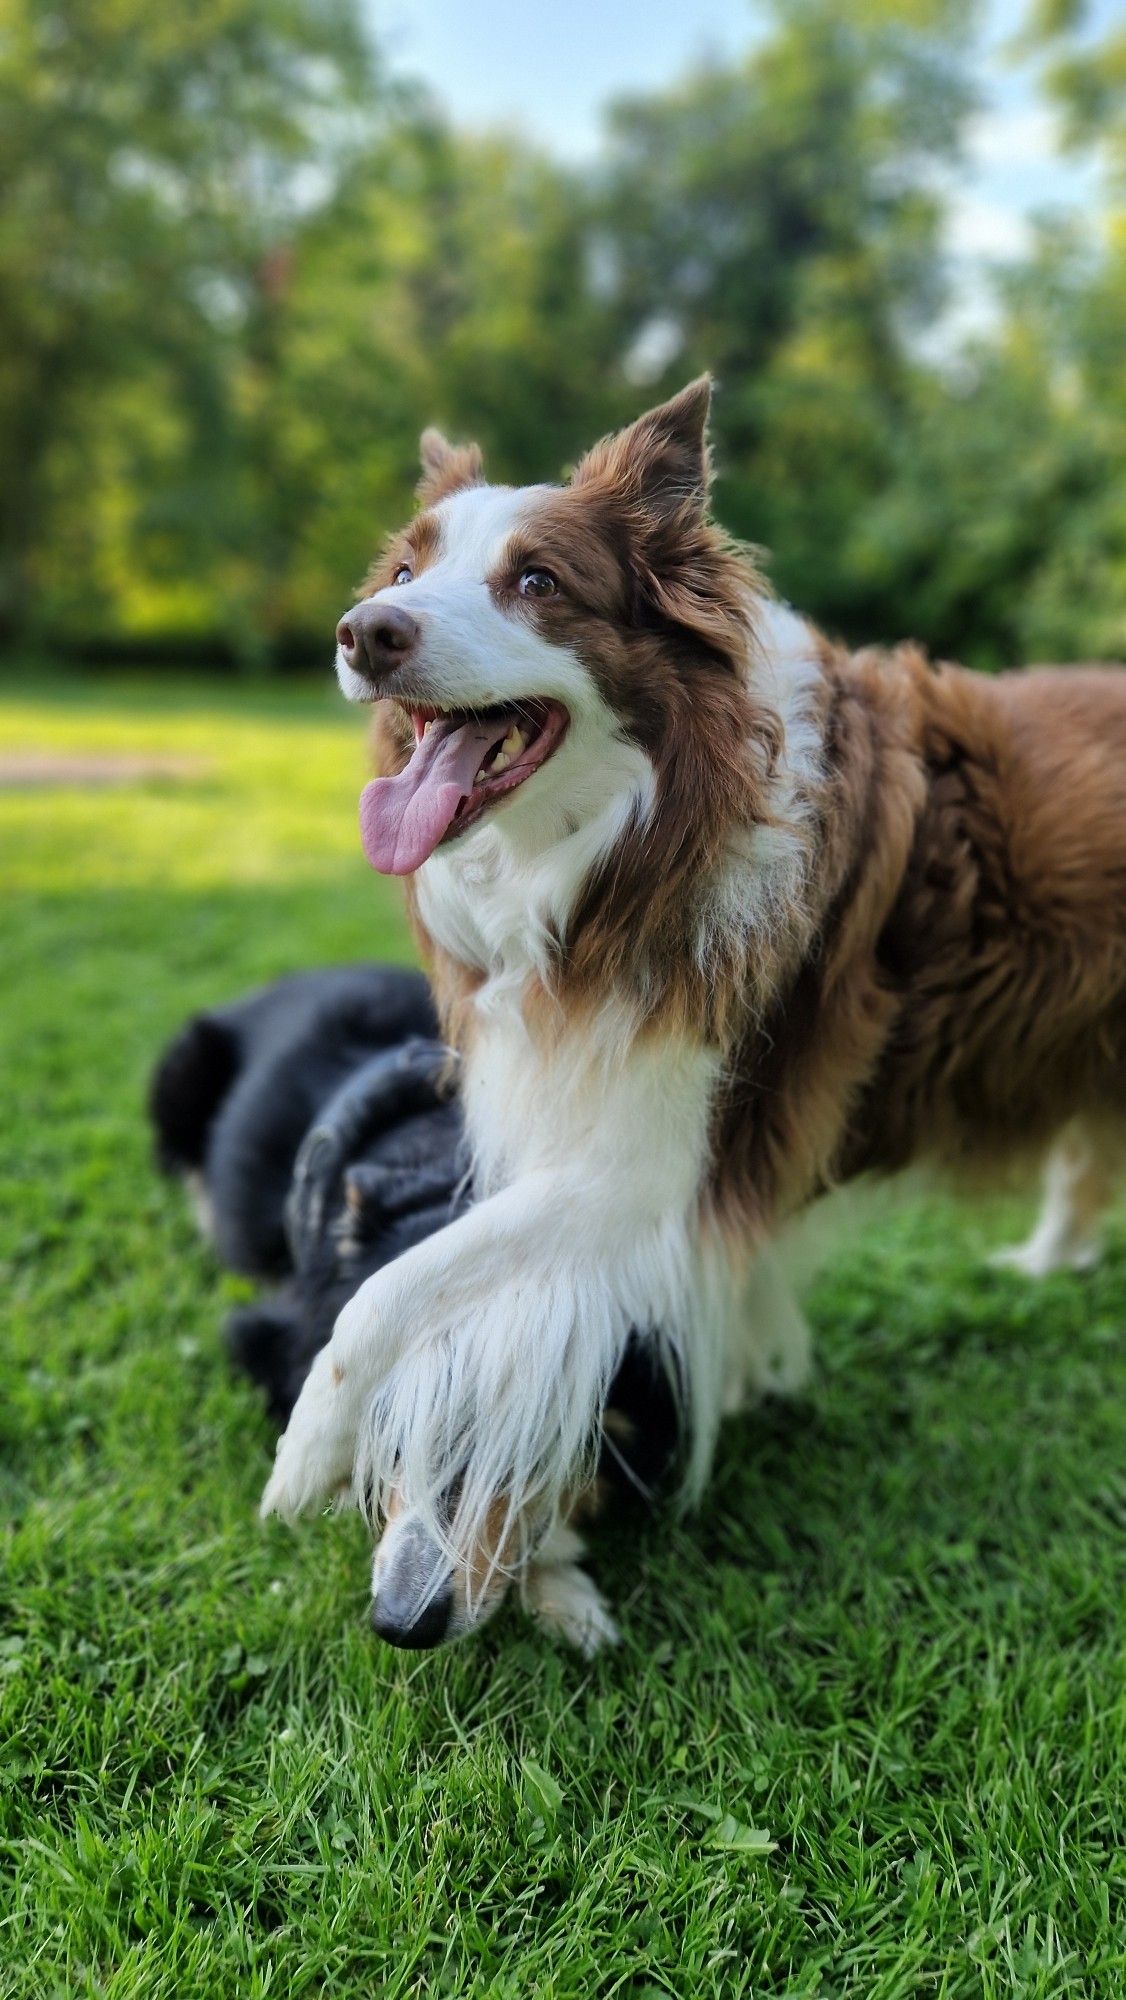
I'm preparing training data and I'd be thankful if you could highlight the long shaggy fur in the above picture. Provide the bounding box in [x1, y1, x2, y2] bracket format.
[262, 377, 1126, 1620]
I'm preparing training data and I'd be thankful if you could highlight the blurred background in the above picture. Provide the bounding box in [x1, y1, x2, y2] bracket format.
[4, 18, 1126, 1973]
[2, 0, 1125, 676]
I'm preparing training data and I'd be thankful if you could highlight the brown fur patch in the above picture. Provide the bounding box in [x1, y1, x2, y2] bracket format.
[416, 427, 484, 508]
[361, 510, 442, 598]
[849, 661, 1126, 1174]
[713, 651, 1126, 1233]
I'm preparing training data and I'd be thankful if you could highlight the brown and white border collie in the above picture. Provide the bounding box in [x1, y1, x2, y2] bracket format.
[261, 378, 1126, 1649]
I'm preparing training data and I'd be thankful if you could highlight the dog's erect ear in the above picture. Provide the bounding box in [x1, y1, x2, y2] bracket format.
[572, 377, 748, 660]
[417, 427, 485, 507]
[571, 376, 713, 521]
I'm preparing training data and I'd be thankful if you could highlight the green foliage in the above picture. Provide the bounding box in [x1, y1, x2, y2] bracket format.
[258, 118, 630, 646]
[0, 0, 1125, 667]
[594, 0, 973, 629]
[2, 672, 1125, 1994]
[854, 235, 1126, 665]
[0, 0, 376, 651]
[1026, 0, 1126, 168]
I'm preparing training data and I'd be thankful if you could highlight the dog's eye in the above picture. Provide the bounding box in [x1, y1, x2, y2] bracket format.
[392, 564, 413, 586]
[518, 568, 557, 599]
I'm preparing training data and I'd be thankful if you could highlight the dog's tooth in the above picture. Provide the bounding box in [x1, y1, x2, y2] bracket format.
[490, 749, 512, 774]
[500, 724, 524, 758]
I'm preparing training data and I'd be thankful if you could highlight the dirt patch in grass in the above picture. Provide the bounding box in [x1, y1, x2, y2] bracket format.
[0, 751, 212, 788]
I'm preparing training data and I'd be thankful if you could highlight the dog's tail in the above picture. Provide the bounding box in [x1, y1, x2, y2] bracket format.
[149, 1013, 240, 1175]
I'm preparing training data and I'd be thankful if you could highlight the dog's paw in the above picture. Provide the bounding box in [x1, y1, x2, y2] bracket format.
[989, 1237, 1102, 1279]
[522, 1527, 619, 1657]
[259, 1346, 357, 1522]
[525, 1560, 620, 1657]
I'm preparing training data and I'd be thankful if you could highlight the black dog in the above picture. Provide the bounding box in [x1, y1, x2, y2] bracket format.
[150, 966, 445, 1282]
[151, 965, 678, 1643]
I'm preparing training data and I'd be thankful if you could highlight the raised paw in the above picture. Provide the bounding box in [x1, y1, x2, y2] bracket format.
[522, 1526, 620, 1657]
[259, 1344, 359, 1522]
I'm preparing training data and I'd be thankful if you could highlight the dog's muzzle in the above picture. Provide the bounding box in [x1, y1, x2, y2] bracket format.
[336, 598, 419, 692]
[370, 1513, 455, 1651]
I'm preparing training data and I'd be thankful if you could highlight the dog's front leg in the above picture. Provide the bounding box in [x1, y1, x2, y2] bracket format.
[259, 1167, 662, 1527]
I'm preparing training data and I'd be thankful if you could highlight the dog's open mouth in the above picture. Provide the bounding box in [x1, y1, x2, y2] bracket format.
[358, 699, 569, 875]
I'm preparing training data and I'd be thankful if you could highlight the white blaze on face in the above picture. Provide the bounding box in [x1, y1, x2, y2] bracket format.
[335, 483, 560, 709]
[337, 479, 657, 947]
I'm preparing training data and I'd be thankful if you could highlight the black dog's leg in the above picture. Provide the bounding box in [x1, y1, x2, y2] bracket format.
[285, 1039, 457, 1267]
[341, 1160, 466, 1233]
[226, 1290, 310, 1428]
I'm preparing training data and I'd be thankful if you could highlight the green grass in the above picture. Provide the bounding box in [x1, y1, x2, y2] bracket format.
[1, 671, 1124, 2000]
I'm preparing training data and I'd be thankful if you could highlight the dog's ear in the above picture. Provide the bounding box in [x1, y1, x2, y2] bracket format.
[417, 427, 485, 507]
[570, 377, 747, 660]
[570, 376, 713, 523]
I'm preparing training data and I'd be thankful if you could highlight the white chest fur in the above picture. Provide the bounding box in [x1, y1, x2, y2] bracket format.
[265, 592, 825, 1556]
[416, 793, 719, 1215]
[462, 989, 720, 1211]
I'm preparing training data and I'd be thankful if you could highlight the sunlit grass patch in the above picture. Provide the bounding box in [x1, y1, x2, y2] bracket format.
[1, 672, 1124, 2000]
[0, 676, 381, 895]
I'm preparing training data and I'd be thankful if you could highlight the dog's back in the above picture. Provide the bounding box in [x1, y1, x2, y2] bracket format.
[854, 660, 1126, 1171]
[992, 665, 1126, 935]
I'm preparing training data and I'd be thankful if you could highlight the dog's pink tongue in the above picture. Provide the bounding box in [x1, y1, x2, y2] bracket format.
[359, 717, 502, 875]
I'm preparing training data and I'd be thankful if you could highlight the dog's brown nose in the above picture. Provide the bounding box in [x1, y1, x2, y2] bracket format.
[336, 599, 419, 685]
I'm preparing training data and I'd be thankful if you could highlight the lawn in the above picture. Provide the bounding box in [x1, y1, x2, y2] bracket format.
[1, 670, 1124, 2000]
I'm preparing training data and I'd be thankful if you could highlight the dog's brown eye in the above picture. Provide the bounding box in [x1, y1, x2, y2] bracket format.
[392, 564, 412, 586]
[518, 568, 557, 599]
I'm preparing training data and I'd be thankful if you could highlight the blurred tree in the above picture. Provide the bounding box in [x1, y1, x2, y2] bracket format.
[0, 0, 376, 652]
[0, 0, 1122, 667]
[1024, 0, 1126, 172]
[594, 0, 975, 635]
[852, 236, 1126, 667]
[239, 115, 630, 646]
[850, 0, 1126, 665]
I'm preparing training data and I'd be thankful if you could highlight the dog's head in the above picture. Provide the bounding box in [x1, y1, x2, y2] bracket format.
[336, 379, 770, 883]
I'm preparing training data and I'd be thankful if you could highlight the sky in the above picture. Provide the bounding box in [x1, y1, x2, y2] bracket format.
[372, 0, 1110, 349]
